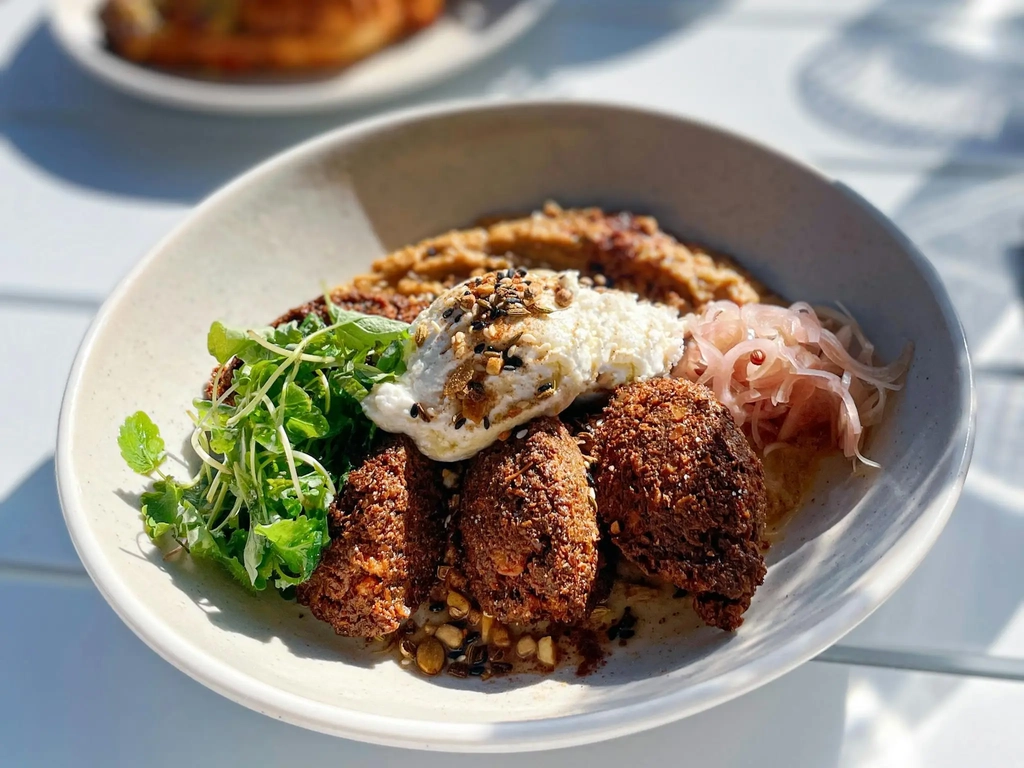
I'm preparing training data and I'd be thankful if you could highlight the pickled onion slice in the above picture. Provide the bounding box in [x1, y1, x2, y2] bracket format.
[672, 301, 912, 466]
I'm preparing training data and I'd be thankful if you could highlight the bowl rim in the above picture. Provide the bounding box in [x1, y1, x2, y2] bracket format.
[47, 0, 555, 115]
[55, 98, 976, 752]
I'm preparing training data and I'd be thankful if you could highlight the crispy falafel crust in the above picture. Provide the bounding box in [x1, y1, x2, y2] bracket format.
[296, 435, 444, 638]
[594, 378, 768, 631]
[458, 418, 600, 624]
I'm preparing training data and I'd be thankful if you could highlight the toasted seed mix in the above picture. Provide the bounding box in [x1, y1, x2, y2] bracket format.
[447, 591, 472, 619]
[416, 637, 446, 676]
[399, 639, 417, 658]
[435, 624, 466, 650]
[490, 625, 512, 648]
[515, 635, 537, 660]
[537, 636, 558, 668]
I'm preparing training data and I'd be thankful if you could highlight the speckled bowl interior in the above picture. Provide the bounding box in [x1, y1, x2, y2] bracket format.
[57, 101, 973, 752]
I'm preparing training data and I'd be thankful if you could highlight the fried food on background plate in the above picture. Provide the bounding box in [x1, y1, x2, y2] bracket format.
[101, 0, 445, 73]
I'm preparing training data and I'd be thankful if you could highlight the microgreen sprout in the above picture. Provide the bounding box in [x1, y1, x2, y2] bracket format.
[118, 305, 410, 592]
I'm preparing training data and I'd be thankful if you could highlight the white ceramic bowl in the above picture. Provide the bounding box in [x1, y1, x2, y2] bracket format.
[49, 0, 553, 113]
[57, 101, 974, 752]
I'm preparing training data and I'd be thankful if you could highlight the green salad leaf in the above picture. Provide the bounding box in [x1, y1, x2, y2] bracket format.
[118, 412, 166, 475]
[119, 305, 410, 592]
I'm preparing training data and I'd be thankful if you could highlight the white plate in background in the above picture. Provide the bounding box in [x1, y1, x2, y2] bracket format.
[49, 0, 553, 114]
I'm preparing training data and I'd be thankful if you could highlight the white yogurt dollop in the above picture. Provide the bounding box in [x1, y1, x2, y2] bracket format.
[362, 269, 685, 461]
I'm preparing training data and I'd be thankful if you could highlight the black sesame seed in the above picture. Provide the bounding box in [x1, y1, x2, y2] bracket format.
[468, 380, 484, 394]
[515, 267, 528, 277]
[673, 587, 688, 599]
[471, 321, 485, 331]
[606, 625, 620, 641]
[454, 417, 467, 430]
[410, 403, 420, 418]
[453, 313, 464, 323]
[474, 343, 486, 354]
[429, 601, 445, 613]
[442, 307, 454, 319]
[468, 644, 488, 666]
[504, 356, 523, 369]
[537, 382, 553, 393]
[483, 416, 491, 430]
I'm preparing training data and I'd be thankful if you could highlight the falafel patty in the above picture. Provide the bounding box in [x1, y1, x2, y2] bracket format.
[594, 378, 768, 631]
[458, 418, 600, 624]
[296, 435, 445, 637]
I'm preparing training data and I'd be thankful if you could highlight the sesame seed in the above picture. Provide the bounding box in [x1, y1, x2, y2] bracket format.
[483, 416, 491, 430]
[537, 382, 553, 393]
[442, 307, 454, 319]
[504, 356, 523, 369]
[410, 403, 420, 418]
[471, 321, 485, 332]
[515, 429, 528, 439]
[474, 343, 486, 354]
[454, 417, 467, 430]
[515, 267, 528, 276]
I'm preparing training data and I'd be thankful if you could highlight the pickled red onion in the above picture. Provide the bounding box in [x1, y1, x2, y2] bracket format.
[671, 301, 912, 466]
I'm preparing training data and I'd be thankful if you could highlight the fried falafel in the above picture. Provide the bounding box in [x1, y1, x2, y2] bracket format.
[594, 378, 768, 630]
[458, 418, 600, 624]
[296, 435, 445, 637]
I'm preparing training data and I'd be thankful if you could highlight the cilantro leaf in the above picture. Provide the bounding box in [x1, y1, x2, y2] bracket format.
[118, 412, 166, 475]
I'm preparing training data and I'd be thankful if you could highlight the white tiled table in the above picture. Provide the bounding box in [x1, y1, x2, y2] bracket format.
[3, 1, 1024, 765]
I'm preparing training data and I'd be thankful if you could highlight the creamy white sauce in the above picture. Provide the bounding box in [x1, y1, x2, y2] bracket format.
[362, 271, 685, 461]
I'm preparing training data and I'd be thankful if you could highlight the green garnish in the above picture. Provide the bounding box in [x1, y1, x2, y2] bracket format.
[118, 300, 410, 592]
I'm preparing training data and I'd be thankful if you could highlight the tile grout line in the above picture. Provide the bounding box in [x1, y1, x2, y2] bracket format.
[0, 561, 93, 588]
[815, 644, 1024, 683]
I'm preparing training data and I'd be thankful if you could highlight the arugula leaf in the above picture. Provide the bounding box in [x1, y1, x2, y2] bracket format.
[256, 516, 326, 585]
[207, 321, 251, 365]
[139, 480, 182, 540]
[122, 307, 411, 594]
[118, 412, 166, 475]
[191, 527, 255, 593]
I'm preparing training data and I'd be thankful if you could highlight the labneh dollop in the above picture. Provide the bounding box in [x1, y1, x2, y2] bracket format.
[362, 269, 686, 461]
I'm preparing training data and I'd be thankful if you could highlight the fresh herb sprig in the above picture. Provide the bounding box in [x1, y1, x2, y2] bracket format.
[118, 299, 409, 592]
